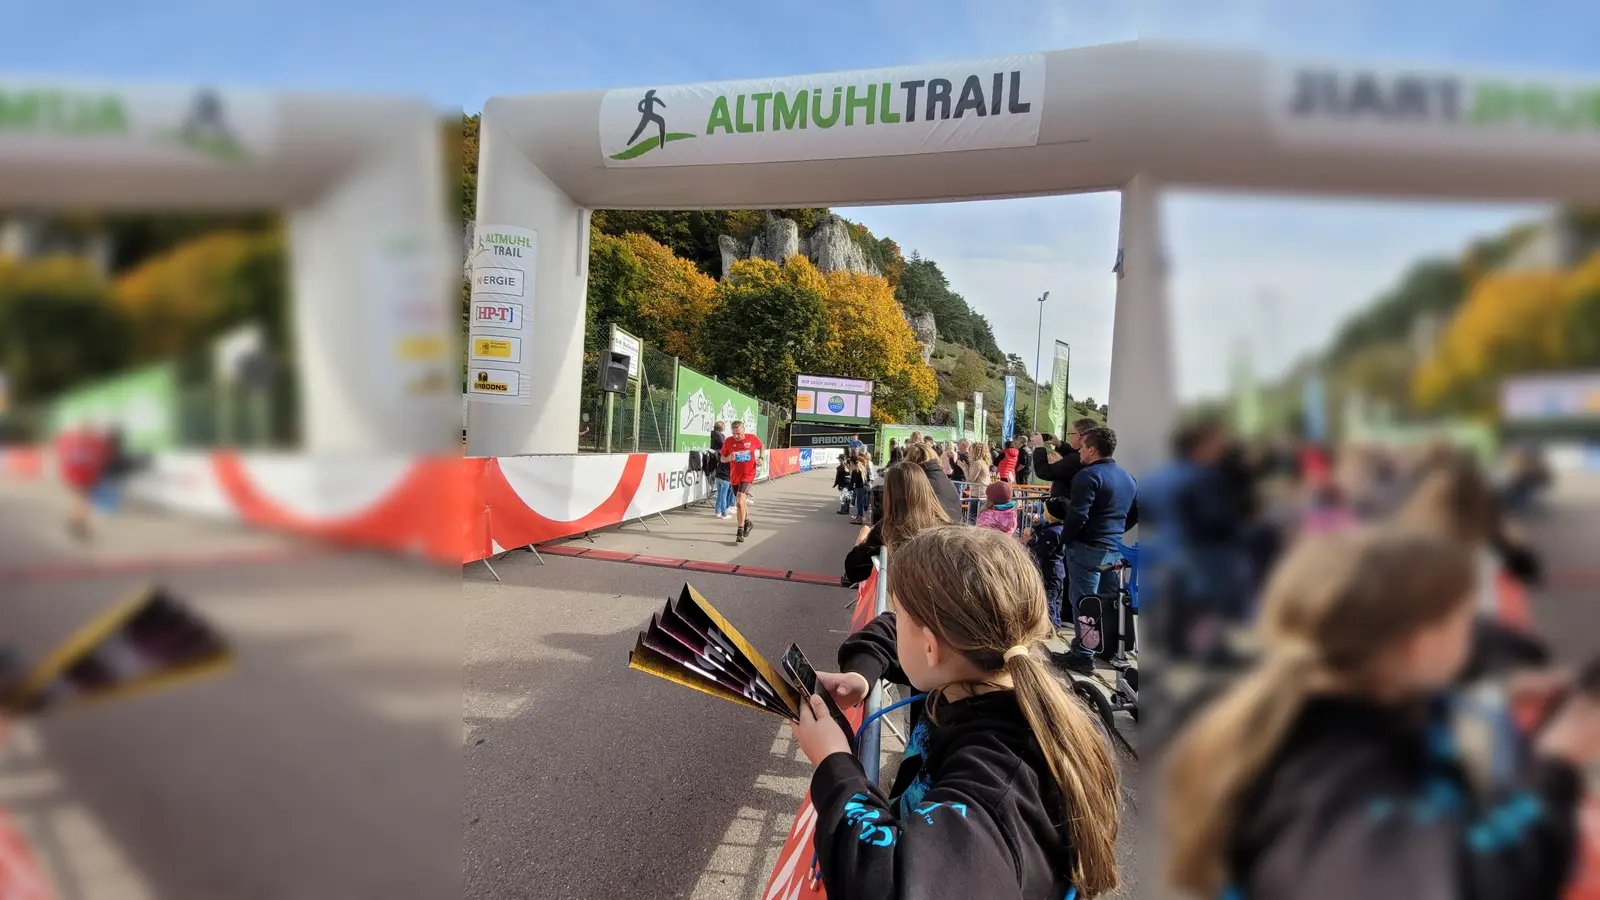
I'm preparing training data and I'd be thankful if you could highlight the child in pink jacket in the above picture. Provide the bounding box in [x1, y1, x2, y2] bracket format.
[975, 482, 1019, 537]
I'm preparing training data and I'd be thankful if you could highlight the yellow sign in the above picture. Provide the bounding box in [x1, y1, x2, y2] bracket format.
[795, 391, 813, 413]
[472, 380, 509, 393]
[473, 338, 514, 359]
[397, 335, 447, 361]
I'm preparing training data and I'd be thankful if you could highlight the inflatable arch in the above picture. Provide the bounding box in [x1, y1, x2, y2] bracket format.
[470, 41, 1600, 473]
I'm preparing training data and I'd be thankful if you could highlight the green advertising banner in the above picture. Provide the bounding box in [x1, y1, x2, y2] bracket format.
[46, 362, 179, 453]
[955, 402, 966, 440]
[674, 363, 763, 451]
[1048, 341, 1070, 438]
[876, 424, 957, 465]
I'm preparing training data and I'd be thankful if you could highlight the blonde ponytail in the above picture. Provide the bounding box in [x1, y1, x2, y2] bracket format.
[1161, 527, 1477, 897]
[1007, 650, 1122, 897]
[890, 526, 1123, 898]
[1163, 647, 1322, 896]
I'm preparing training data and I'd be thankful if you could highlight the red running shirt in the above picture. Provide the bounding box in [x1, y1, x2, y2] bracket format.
[723, 435, 763, 484]
[54, 430, 106, 491]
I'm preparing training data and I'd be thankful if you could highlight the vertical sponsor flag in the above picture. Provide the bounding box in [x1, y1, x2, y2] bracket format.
[1302, 372, 1328, 444]
[955, 401, 966, 440]
[1048, 341, 1070, 438]
[973, 392, 986, 443]
[1232, 340, 1262, 440]
[1002, 376, 1017, 444]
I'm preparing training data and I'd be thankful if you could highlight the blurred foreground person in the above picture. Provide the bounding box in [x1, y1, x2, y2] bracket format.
[1393, 448, 1543, 597]
[1163, 527, 1595, 900]
[1139, 420, 1258, 663]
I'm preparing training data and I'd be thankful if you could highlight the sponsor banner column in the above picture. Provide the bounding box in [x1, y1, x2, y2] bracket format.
[467, 224, 538, 404]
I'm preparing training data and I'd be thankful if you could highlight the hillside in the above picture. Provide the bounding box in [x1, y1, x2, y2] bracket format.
[1252, 206, 1600, 434]
[926, 339, 1106, 438]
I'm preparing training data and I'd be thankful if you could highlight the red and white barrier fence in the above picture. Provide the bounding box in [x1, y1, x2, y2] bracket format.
[0, 445, 842, 565]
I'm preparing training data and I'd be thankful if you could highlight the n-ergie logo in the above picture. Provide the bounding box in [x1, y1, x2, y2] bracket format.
[657, 469, 704, 492]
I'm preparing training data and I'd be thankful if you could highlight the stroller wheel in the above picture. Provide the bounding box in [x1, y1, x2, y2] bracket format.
[1069, 678, 1134, 758]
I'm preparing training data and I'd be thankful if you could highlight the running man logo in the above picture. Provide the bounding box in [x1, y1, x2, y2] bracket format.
[166, 89, 250, 162]
[473, 371, 509, 393]
[612, 89, 697, 160]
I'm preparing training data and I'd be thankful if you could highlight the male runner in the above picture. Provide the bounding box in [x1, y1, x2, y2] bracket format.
[720, 419, 764, 543]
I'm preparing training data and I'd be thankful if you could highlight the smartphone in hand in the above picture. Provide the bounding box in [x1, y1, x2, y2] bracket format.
[782, 643, 855, 754]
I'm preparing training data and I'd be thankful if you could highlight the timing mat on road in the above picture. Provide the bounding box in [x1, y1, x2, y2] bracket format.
[518, 544, 848, 587]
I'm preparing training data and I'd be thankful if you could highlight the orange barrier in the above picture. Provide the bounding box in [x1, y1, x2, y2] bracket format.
[0, 446, 43, 479]
[761, 570, 881, 900]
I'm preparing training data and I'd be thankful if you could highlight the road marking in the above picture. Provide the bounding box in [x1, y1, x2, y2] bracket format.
[514, 547, 846, 588]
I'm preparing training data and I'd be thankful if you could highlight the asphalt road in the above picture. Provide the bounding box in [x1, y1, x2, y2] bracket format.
[0, 478, 460, 900]
[464, 469, 1140, 900]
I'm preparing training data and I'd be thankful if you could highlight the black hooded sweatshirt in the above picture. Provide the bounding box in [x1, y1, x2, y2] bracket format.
[1226, 693, 1584, 900]
[810, 612, 1078, 900]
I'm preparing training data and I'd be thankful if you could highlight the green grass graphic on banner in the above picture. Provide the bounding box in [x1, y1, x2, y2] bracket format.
[610, 133, 696, 160]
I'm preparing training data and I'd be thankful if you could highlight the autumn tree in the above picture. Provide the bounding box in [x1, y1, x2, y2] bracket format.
[112, 229, 288, 363]
[1413, 253, 1600, 415]
[583, 230, 720, 366]
[705, 257, 829, 404]
[815, 265, 936, 421]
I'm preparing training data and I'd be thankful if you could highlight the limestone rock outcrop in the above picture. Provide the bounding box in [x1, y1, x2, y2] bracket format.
[909, 311, 938, 363]
[717, 212, 879, 277]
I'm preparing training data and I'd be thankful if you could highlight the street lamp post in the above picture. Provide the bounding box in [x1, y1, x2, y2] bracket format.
[1031, 291, 1049, 433]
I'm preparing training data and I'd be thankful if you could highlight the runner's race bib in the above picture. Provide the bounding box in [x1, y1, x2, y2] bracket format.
[734, 451, 752, 463]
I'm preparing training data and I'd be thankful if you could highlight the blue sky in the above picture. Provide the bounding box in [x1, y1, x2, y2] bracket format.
[4, 0, 1593, 400]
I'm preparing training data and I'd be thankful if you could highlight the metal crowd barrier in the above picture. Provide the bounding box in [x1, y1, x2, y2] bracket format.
[857, 546, 890, 783]
[951, 481, 1051, 538]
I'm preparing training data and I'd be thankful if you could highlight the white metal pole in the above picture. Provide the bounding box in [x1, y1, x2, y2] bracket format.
[1031, 292, 1048, 433]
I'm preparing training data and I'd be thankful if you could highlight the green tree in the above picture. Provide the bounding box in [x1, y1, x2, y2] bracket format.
[705, 258, 829, 404]
[0, 256, 133, 405]
[461, 113, 479, 222]
[583, 230, 647, 354]
[895, 256, 1003, 363]
[951, 348, 988, 395]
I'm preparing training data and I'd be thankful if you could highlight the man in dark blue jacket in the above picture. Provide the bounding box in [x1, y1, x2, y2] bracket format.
[1059, 426, 1138, 668]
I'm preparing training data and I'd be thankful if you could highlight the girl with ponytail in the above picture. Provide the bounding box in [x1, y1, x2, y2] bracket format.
[790, 525, 1123, 899]
[1163, 526, 1596, 900]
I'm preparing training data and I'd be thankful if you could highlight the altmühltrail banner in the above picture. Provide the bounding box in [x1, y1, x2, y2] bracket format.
[599, 54, 1045, 168]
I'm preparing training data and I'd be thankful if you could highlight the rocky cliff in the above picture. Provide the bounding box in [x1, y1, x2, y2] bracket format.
[910, 311, 938, 363]
[718, 212, 880, 279]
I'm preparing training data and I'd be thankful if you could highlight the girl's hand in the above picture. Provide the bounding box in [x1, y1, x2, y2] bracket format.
[1508, 667, 1572, 709]
[1536, 693, 1600, 767]
[817, 670, 871, 709]
[791, 694, 852, 765]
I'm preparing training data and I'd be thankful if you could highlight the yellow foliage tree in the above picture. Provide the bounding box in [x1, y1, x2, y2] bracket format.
[1414, 252, 1600, 415]
[615, 232, 718, 363]
[811, 263, 937, 421]
[112, 229, 286, 363]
